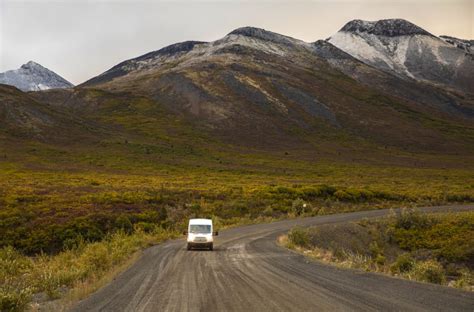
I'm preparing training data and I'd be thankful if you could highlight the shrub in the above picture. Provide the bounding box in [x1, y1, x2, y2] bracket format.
[412, 260, 446, 284]
[114, 215, 133, 234]
[298, 187, 320, 199]
[452, 269, 473, 289]
[394, 209, 432, 230]
[291, 199, 307, 216]
[369, 241, 383, 258]
[0, 246, 32, 276]
[0, 285, 32, 312]
[0, 247, 33, 311]
[390, 253, 415, 274]
[288, 227, 310, 248]
[80, 243, 112, 273]
[134, 222, 155, 233]
[189, 203, 202, 216]
[333, 188, 375, 202]
[374, 254, 386, 265]
[317, 185, 337, 197]
[390, 211, 474, 262]
[334, 190, 352, 202]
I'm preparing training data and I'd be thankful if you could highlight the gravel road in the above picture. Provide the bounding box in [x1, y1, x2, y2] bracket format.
[72, 205, 474, 311]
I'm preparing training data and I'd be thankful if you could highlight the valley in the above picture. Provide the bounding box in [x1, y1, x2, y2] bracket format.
[1, 18, 473, 310]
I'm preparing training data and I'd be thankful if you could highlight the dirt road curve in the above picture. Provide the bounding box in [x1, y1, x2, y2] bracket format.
[73, 205, 474, 311]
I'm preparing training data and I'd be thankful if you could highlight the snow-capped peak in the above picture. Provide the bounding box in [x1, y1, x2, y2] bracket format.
[328, 19, 474, 93]
[21, 61, 46, 70]
[83, 26, 311, 86]
[340, 19, 434, 37]
[227, 26, 300, 46]
[0, 61, 73, 92]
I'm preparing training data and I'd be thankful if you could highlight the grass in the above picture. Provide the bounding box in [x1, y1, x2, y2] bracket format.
[1, 137, 474, 311]
[283, 209, 474, 290]
[2, 160, 473, 255]
[1, 160, 472, 311]
[0, 227, 177, 312]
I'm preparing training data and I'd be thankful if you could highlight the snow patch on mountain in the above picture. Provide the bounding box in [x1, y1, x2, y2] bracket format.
[340, 19, 434, 37]
[328, 30, 416, 78]
[83, 27, 312, 86]
[328, 19, 474, 92]
[0, 61, 73, 92]
[83, 22, 473, 94]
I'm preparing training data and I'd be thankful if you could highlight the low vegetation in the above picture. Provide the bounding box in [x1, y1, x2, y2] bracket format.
[1, 135, 473, 310]
[0, 227, 177, 311]
[284, 209, 474, 290]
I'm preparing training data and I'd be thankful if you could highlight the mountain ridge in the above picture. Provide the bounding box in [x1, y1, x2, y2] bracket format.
[3, 19, 474, 157]
[0, 61, 73, 92]
[81, 20, 473, 95]
[328, 19, 474, 93]
[440, 35, 473, 54]
[340, 19, 435, 37]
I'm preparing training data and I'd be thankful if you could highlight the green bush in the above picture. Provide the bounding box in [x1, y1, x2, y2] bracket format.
[394, 209, 432, 230]
[0, 247, 33, 311]
[412, 260, 446, 284]
[334, 190, 352, 202]
[115, 215, 133, 234]
[390, 211, 474, 263]
[0, 246, 32, 276]
[80, 243, 112, 273]
[134, 222, 155, 233]
[317, 185, 337, 197]
[0, 285, 32, 312]
[390, 253, 414, 274]
[288, 227, 310, 248]
[291, 199, 307, 216]
[374, 254, 386, 265]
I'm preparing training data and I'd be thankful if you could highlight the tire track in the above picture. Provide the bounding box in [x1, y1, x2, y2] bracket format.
[72, 205, 474, 312]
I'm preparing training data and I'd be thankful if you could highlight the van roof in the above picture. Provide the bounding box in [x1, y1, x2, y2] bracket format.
[189, 218, 212, 225]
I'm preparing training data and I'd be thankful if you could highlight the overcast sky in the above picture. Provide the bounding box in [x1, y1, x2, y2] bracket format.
[1, 0, 472, 85]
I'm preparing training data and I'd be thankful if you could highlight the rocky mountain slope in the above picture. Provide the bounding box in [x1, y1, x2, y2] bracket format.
[74, 24, 473, 152]
[0, 84, 99, 142]
[440, 35, 473, 54]
[0, 61, 73, 92]
[328, 19, 474, 93]
[3, 20, 474, 159]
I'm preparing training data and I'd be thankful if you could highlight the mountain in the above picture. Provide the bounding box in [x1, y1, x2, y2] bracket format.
[327, 19, 474, 93]
[440, 35, 474, 54]
[0, 84, 100, 142]
[0, 21, 471, 168]
[81, 27, 309, 88]
[310, 39, 474, 119]
[46, 25, 472, 154]
[0, 61, 73, 92]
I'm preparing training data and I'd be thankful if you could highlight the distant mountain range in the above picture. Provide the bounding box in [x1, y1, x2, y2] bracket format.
[80, 19, 473, 94]
[1, 18, 473, 158]
[0, 61, 73, 91]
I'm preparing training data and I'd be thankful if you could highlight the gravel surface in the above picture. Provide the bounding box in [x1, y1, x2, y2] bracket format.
[72, 205, 474, 311]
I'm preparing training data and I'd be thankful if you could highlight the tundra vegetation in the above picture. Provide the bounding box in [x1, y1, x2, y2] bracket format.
[1, 145, 474, 311]
[1, 82, 474, 310]
[285, 209, 474, 290]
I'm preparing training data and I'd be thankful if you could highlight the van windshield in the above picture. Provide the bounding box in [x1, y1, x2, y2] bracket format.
[189, 224, 211, 234]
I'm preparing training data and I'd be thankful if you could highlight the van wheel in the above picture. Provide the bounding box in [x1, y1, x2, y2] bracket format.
[187, 244, 191, 250]
[209, 243, 213, 251]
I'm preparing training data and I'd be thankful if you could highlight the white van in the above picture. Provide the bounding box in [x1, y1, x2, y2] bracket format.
[186, 218, 218, 250]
